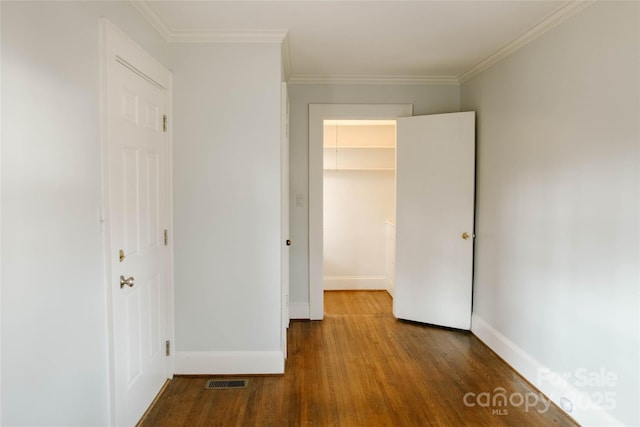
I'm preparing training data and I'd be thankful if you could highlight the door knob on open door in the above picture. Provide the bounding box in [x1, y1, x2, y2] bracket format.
[120, 275, 135, 289]
[286, 240, 292, 246]
[461, 232, 472, 240]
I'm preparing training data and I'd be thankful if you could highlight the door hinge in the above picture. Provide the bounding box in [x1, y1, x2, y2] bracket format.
[165, 340, 171, 357]
[163, 115, 167, 132]
[164, 229, 168, 246]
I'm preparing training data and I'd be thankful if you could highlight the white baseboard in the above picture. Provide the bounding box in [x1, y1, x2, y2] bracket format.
[471, 313, 623, 427]
[289, 301, 310, 319]
[386, 278, 395, 297]
[324, 276, 386, 290]
[175, 351, 284, 375]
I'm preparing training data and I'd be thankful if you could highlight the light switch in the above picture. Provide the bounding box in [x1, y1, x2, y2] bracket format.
[295, 193, 305, 207]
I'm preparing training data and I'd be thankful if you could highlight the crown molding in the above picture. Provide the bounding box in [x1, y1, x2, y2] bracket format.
[166, 29, 288, 44]
[458, 0, 596, 84]
[288, 74, 460, 86]
[131, 0, 595, 86]
[131, 0, 287, 43]
[130, 0, 172, 40]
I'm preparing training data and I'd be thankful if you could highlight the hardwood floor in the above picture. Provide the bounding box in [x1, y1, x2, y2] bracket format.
[139, 291, 577, 426]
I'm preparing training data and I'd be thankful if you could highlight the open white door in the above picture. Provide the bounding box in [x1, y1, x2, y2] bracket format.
[393, 112, 475, 330]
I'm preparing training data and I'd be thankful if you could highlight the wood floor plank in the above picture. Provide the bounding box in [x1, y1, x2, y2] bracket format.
[139, 291, 578, 427]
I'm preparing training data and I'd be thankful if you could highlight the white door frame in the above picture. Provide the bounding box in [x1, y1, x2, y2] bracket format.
[0, 3, 3, 421]
[100, 19, 174, 424]
[281, 82, 290, 356]
[308, 104, 413, 320]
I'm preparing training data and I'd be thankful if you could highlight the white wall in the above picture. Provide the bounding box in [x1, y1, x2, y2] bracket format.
[461, 2, 639, 425]
[0, 2, 167, 426]
[289, 84, 460, 311]
[324, 170, 395, 289]
[170, 42, 284, 373]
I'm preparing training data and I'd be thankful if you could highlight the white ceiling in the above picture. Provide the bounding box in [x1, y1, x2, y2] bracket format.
[136, 0, 592, 84]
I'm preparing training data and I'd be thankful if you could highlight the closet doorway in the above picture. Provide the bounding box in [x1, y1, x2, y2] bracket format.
[309, 105, 475, 327]
[322, 120, 397, 296]
[309, 104, 413, 320]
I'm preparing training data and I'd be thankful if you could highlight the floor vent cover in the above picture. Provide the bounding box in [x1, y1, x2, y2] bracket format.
[205, 379, 248, 390]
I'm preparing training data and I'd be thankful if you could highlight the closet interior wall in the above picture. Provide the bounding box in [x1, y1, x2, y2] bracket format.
[323, 122, 396, 293]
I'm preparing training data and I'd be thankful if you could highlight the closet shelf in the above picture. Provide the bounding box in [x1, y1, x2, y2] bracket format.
[324, 145, 396, 171]
[323, 146, 395, 149]
[324, 167, 395, 171]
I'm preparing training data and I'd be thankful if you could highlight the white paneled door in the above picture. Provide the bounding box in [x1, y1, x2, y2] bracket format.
[394, 112, 475, 330]
[105, 23, 171, 427]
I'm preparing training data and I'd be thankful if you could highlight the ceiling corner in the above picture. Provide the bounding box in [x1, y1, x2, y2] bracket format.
[458, 0, 596, 84]
[129, 0, 173, 41]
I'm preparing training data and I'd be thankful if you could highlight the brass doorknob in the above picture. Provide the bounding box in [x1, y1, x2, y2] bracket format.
[462, 232, 471, 240]
[120, 275, 135, 289]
